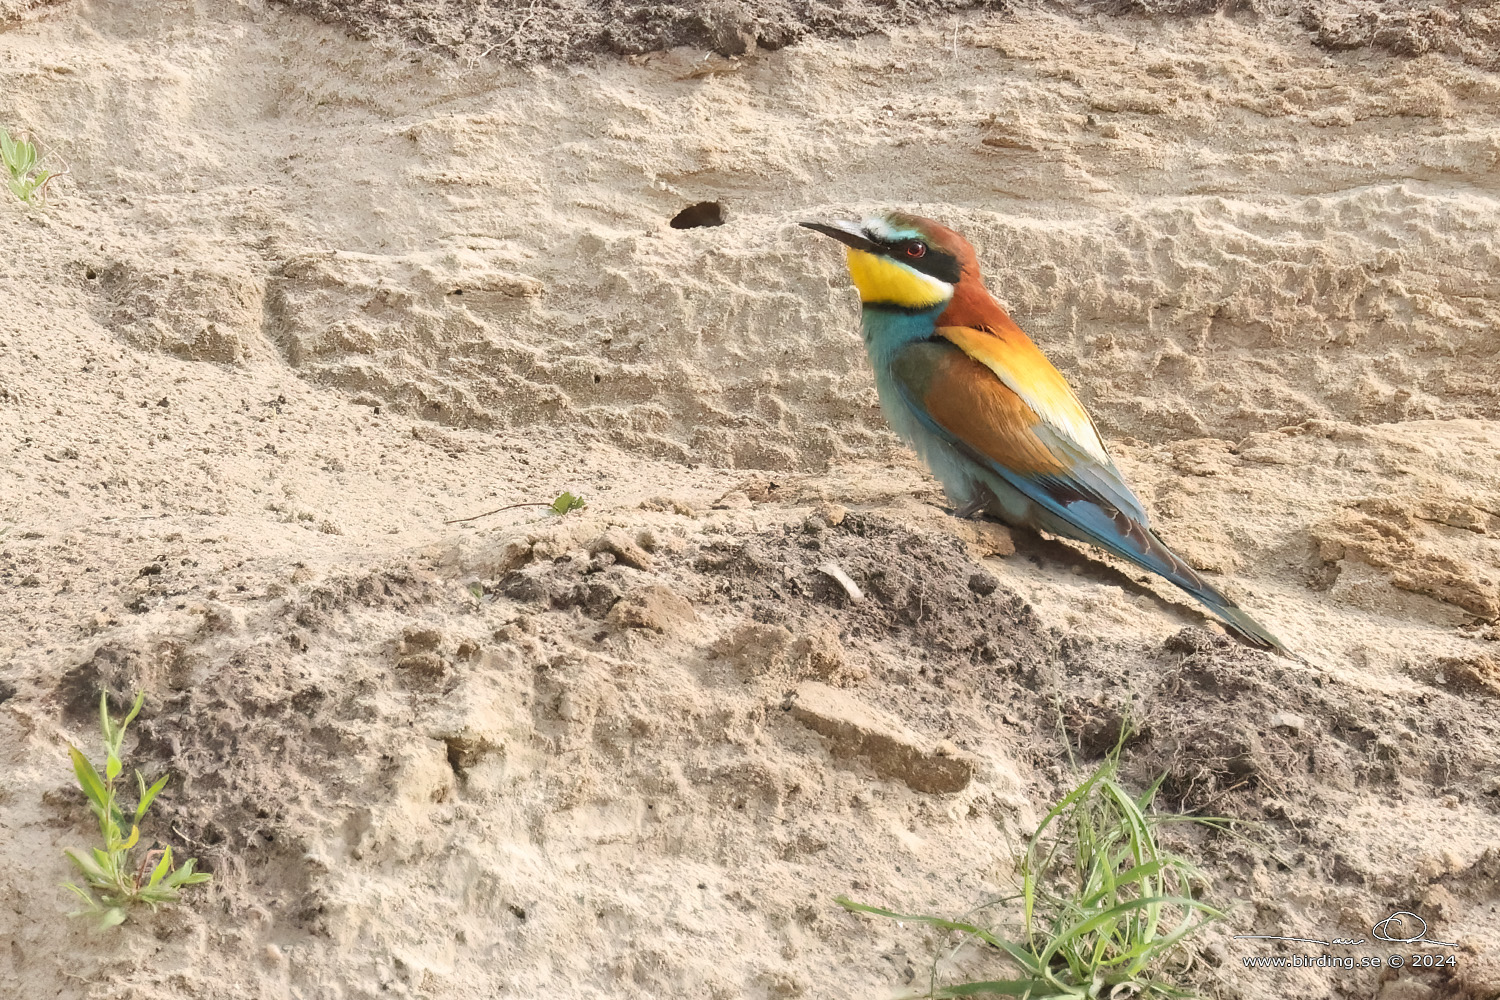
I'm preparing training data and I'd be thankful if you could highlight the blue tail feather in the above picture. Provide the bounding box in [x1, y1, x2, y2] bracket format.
[891, 378, 1287, 653]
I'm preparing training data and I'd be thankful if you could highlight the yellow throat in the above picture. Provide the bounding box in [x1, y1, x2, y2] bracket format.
[844, 247, 953, 310]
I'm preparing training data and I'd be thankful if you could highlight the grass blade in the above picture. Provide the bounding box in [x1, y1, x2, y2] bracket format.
[147, 846, 173, 888]
[843, 747, 1227, 999]
[930, 980, 1054, 997]
[837, 898, 1042, 974]
[64, 848, 109, 884]
[134, 773, 169, 824]
[69, 747, 109, 814]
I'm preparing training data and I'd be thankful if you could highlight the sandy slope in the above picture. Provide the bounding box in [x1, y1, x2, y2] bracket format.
[0, 1, 1498, 998]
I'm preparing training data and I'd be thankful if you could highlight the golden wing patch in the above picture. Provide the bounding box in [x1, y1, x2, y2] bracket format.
[936, 323, 1110, 467]
[891, 340, 1066, 476]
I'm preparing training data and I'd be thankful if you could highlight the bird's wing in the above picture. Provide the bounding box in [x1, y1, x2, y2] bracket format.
[936, 322, 1109, 457]
[889, 335, 1286, 655]
[890, 336, 1154, 553]
[930, 324, 1149, 525]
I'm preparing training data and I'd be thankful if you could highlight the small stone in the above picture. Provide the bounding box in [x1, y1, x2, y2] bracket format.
[967, 572, 999, 596]
[789, 682, 973, 794]
[639, 496, 697, 517]
[400, 628, 443, 654]
[588, 531, 654, 571]
[715, 622, 865, 686]
[789, 627, 864, 685]
[712, 490, 753, 510]
[815, 502, 847, 527]
[441, 734, 501, 774]
[396, 651, 447, 683]
[1269, 712, 1304, 734]
[560, 579, 623, 618]
[471, 538, 534, 577]
[606, 584, 696, 633]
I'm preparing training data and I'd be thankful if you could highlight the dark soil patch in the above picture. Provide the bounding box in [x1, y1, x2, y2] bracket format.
[1301, 0, 1500, 71]
[1120, 628, 1500, 822]
[264, 0, 1500, 68]
[271, 0, 1008, 62]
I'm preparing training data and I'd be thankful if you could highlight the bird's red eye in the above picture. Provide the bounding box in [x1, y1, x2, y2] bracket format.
[905, 241, 927, 258]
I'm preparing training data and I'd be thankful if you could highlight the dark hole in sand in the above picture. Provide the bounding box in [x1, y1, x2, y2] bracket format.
[670, 201, 726, 229]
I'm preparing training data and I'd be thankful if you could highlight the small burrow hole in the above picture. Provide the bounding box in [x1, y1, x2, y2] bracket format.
[670, 201, 726, 229]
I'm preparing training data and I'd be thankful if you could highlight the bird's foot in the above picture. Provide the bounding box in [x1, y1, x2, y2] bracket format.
[951, 497, 987, 520]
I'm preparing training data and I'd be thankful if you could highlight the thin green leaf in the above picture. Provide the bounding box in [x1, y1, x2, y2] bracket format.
[164, 857, 210, 888]
[134, 773, 169, 823]
[837, 898, 1041, 974]
[122, 690, 145, 730]
[98, 691, 113, 746]
[147, 846, 173, 888]
[64, 848, 109, 884]
[63, 882, 103, 916]
[930, 980, 1055, 998]
[69, 747, 108, 813]
[1037, 897, 1209, 972]
[98, 907, 127, 930]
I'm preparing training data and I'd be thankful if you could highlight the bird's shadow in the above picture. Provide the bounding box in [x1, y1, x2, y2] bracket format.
[972, 514, 1215, 632]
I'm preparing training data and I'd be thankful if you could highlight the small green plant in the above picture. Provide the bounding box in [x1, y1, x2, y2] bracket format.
[839, 751, 1225, 998]
[446, 491, 588, 524]
[63, 692, 211, 929]
[1, 126, 60, 206]
[549, 491, 586, 515]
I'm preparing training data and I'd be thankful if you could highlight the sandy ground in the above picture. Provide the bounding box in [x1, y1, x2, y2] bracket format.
[1, 0, 1499, 998]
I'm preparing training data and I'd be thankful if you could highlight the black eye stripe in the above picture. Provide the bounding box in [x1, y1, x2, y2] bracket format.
[873, 238, 960, 285]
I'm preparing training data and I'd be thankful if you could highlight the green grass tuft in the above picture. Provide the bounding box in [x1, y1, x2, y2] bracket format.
[839, 750, 1225, 998]
[63, 692, 211, 929]
[1, 126, 61, 206]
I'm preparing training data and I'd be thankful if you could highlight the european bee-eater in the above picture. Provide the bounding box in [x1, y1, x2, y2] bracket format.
[802, 212, 1285, 654]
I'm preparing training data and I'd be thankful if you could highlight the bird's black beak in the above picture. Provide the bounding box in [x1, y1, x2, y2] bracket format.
[799, 220, 881, 254]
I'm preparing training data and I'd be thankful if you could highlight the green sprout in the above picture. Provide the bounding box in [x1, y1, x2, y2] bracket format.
[63, 692, 211, 929]
[1, 126, 61, 206]
[549, 491, 586, 515]
[445, 491, 587, 525]
[839, 750, 1225, 998]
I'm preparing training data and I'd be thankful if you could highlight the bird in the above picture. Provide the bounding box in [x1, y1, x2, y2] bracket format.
[801, 211, 1286, 654]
